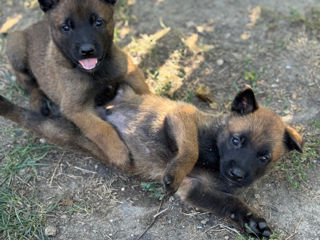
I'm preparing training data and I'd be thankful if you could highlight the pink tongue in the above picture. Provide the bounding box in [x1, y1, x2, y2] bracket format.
[79, 58, 98, 70]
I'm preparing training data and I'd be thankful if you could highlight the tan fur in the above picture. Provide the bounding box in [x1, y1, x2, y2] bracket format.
[6, 0, 150, 166]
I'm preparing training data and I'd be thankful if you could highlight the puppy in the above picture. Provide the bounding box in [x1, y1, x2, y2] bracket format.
[0, 86, 303, 238]
[6, 0, 150, 165]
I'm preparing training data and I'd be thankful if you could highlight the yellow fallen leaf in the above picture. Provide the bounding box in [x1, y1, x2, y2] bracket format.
[247, 6, 261, 27]
[0, 14, 22, 33]
[241, 32, 251, 40]
[195, 85, 213, 103]
[184, 33, 201, 53]
[128, 0, 136, 5]
[292, 92, 297, 99]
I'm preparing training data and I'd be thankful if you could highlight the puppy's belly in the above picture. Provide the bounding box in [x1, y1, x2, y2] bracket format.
[105, 110, 170, 166]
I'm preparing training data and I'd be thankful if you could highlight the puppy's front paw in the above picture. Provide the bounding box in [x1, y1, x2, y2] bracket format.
[163, 174, 178, 195]
[241, 212, 272, 238]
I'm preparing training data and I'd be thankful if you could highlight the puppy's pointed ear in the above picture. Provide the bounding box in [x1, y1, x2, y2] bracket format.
[231, 86, 258, 115]
[38, 0, 59, 12]
[284, 125, 304, 153]
[101, 0, 117, 5]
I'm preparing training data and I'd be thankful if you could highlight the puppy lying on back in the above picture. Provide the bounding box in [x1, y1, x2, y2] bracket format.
[0, 86, 303, 238]
[6, 0, 150, 167]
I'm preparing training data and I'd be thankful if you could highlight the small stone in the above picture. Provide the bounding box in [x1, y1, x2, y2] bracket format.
[61, 214, 68, 219]
[285, 65, 292, 70]
[186, 21, 195, 28]
[121, 187, 125, 191]
[39, 138, 46, 144]
[216, 59, 224, 66]
[45, 225, 57, 237]
[225, 236, 230, 240]
[201, 218, 209, 225]
[197, 226, 203, 229]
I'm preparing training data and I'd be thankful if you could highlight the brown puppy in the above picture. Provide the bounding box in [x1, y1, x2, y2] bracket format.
[0, 87, 303, 238]
[6, 0, 150, 165]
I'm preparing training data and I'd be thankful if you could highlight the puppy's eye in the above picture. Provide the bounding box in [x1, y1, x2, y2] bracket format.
[258, 154, 271, 164]
[231, 136, 241, 147]
[61, 24, 71, 32]
[61, 19, 73, 32]
[95, 19, 103, 27]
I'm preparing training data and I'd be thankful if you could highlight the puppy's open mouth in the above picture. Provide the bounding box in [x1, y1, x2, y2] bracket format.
[79, 58, 98, 70]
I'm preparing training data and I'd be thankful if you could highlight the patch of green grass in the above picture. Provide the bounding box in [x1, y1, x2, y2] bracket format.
[242, 58, 267, 91]
[172, 90, 194, 103]
[0, 144, 52, 186]
[306, 9, 320, 30]
[288, 7, 305, 25]
[278, 135, 319, 189]
[312, 119, 320, 129]
[1, 187, 47, 240]
[0, 142, 56, 240]
[281, 97, 290, 115]
[115, 0, 131, 24]
[155, 81, 172, 97]
[140, 182, 165, 200]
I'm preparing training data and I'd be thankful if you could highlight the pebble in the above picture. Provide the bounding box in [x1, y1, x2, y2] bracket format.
[121, 187, 125, 191]
[45, 225, 57, 237]
[39, 138, 46, 144]
[225, 236, 230, 240]
[186, 21, 195, 28]
[216, 59, 224, 66]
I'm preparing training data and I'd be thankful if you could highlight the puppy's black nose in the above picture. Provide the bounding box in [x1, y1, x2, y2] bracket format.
[79, 44, 95, 56]
[228, 167, 245, 181]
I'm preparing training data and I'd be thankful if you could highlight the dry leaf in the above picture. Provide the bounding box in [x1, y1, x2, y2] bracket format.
[59, 198, 74, 206]
[247, 6, 261, 27]
[241, 32, 251, 40]
[0, 14, 22, 33]
[195, 85, 214, 103]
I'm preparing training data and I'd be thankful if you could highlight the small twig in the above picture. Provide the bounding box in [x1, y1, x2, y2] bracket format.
[73, 166, 97, 174]
[136, 196, 167, 240]
[153, 208, 168, 218]
[285, 217, 303, 240]
[49, 152, 65, 186]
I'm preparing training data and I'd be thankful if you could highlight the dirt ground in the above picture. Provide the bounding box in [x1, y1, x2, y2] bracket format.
[0, 0, 320, 239]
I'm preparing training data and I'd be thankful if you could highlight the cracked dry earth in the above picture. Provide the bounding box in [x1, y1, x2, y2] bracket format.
[0, 0, 320, 239]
